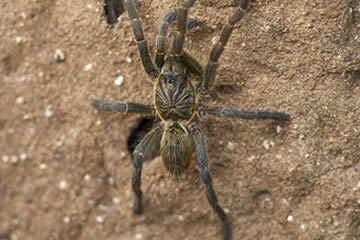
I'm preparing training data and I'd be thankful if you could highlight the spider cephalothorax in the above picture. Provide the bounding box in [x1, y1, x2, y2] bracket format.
[92, 0, 290, 239]
[154, 57, 198, 122]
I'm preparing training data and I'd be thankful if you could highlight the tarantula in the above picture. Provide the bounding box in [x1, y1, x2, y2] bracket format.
[92, 0, 290, 239]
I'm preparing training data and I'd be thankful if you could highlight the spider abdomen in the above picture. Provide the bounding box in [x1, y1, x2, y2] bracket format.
[160, 123, 193, 177]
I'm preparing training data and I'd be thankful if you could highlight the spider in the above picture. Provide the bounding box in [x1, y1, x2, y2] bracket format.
[92, 0, 290, 239]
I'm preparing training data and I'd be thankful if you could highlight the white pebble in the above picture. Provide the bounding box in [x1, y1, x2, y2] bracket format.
[212, 36, 217, 45]
[96, 216, 104, 223]
[15, 36, 23, 44]
[298, 134, 305, 140]
[84, 174, 91, 181]
[287, 215, 294, 222]
[112, 197, 121, 204]
[44, 106, 54, 118]
[16, 97, 24, 104]
[23, 114, 32, 120]
[135, 233, 143, 239]
[177, 215, 185, 221]
[226, 142, 236, 151]
[276, 126, 281, 134]
[126, 57, 132, 63]
[39, 163, 47, 169]
[114, 75, 124, 86]
[263, 140, 270, 150]
[19, 153, 27, 161]
[63, 216, 71, 223]
[59, 180, 69, 190]
[2, 155, 9, 163]
[39, 72, 44, 77]
[84, 63, 93, 72]
[300, 223, 306, 231]
[54, 49, 65, 62]
[108, 176, 115, 185]
[248, 155, 255, 162]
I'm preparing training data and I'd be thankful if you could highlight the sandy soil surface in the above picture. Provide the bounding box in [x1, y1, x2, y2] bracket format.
[1, 0, 360, 239]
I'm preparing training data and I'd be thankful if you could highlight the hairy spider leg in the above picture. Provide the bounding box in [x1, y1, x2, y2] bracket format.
[192, 128, 232, 240]
[203, 107, 290, 121]
[155, 10, 199, 68]
[92, 99, 154, 114]
[132, 127, 163, 214]
[171, 0, 197, 56]
[124, 0, 159, 78]
[201, 0, 251, 92]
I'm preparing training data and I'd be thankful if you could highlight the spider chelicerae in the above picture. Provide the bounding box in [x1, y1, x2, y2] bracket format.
[92, 0, 290, 239]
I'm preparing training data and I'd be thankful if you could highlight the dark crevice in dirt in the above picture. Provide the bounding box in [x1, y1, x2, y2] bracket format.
[0, 233, 11, 240]
[127, 117, 157, 154]
[214, 83, 244, 96]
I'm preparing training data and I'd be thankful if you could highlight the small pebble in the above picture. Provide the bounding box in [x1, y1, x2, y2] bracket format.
[15, 36, 23, 44]
[135, 233, 143, 239]
[96, 216, 104, 223]
[16, 97, 24, 104]
[114, 75, 124, 86]
[59, 180, 69, 190]
[2, 155, 9, 163]
[84, 174, 91, 181]
[84, 63, 93, 72]
[126, 57, 132, 63]
[300, 223, 307, 231]
[63, 216, 71, 223]
[298, 134, 305, 140]
[44, 106, 54, 118]
[54, 49, 65, 62]
[177, 215, 185, 221]
[23, 114, 32, 120]
[227, 142, 236, 151]
[112, 197, 121, 204]
[212, 36, 217, 45]
[287, 215, 294, 222]
[108, 176, 115, 185]
[19, 153, 27, 161]
[263, 140, 270, 150]
[276, 126, 281, 134]
[248, 155, 255, 162]
[39, 163, 47, 169]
